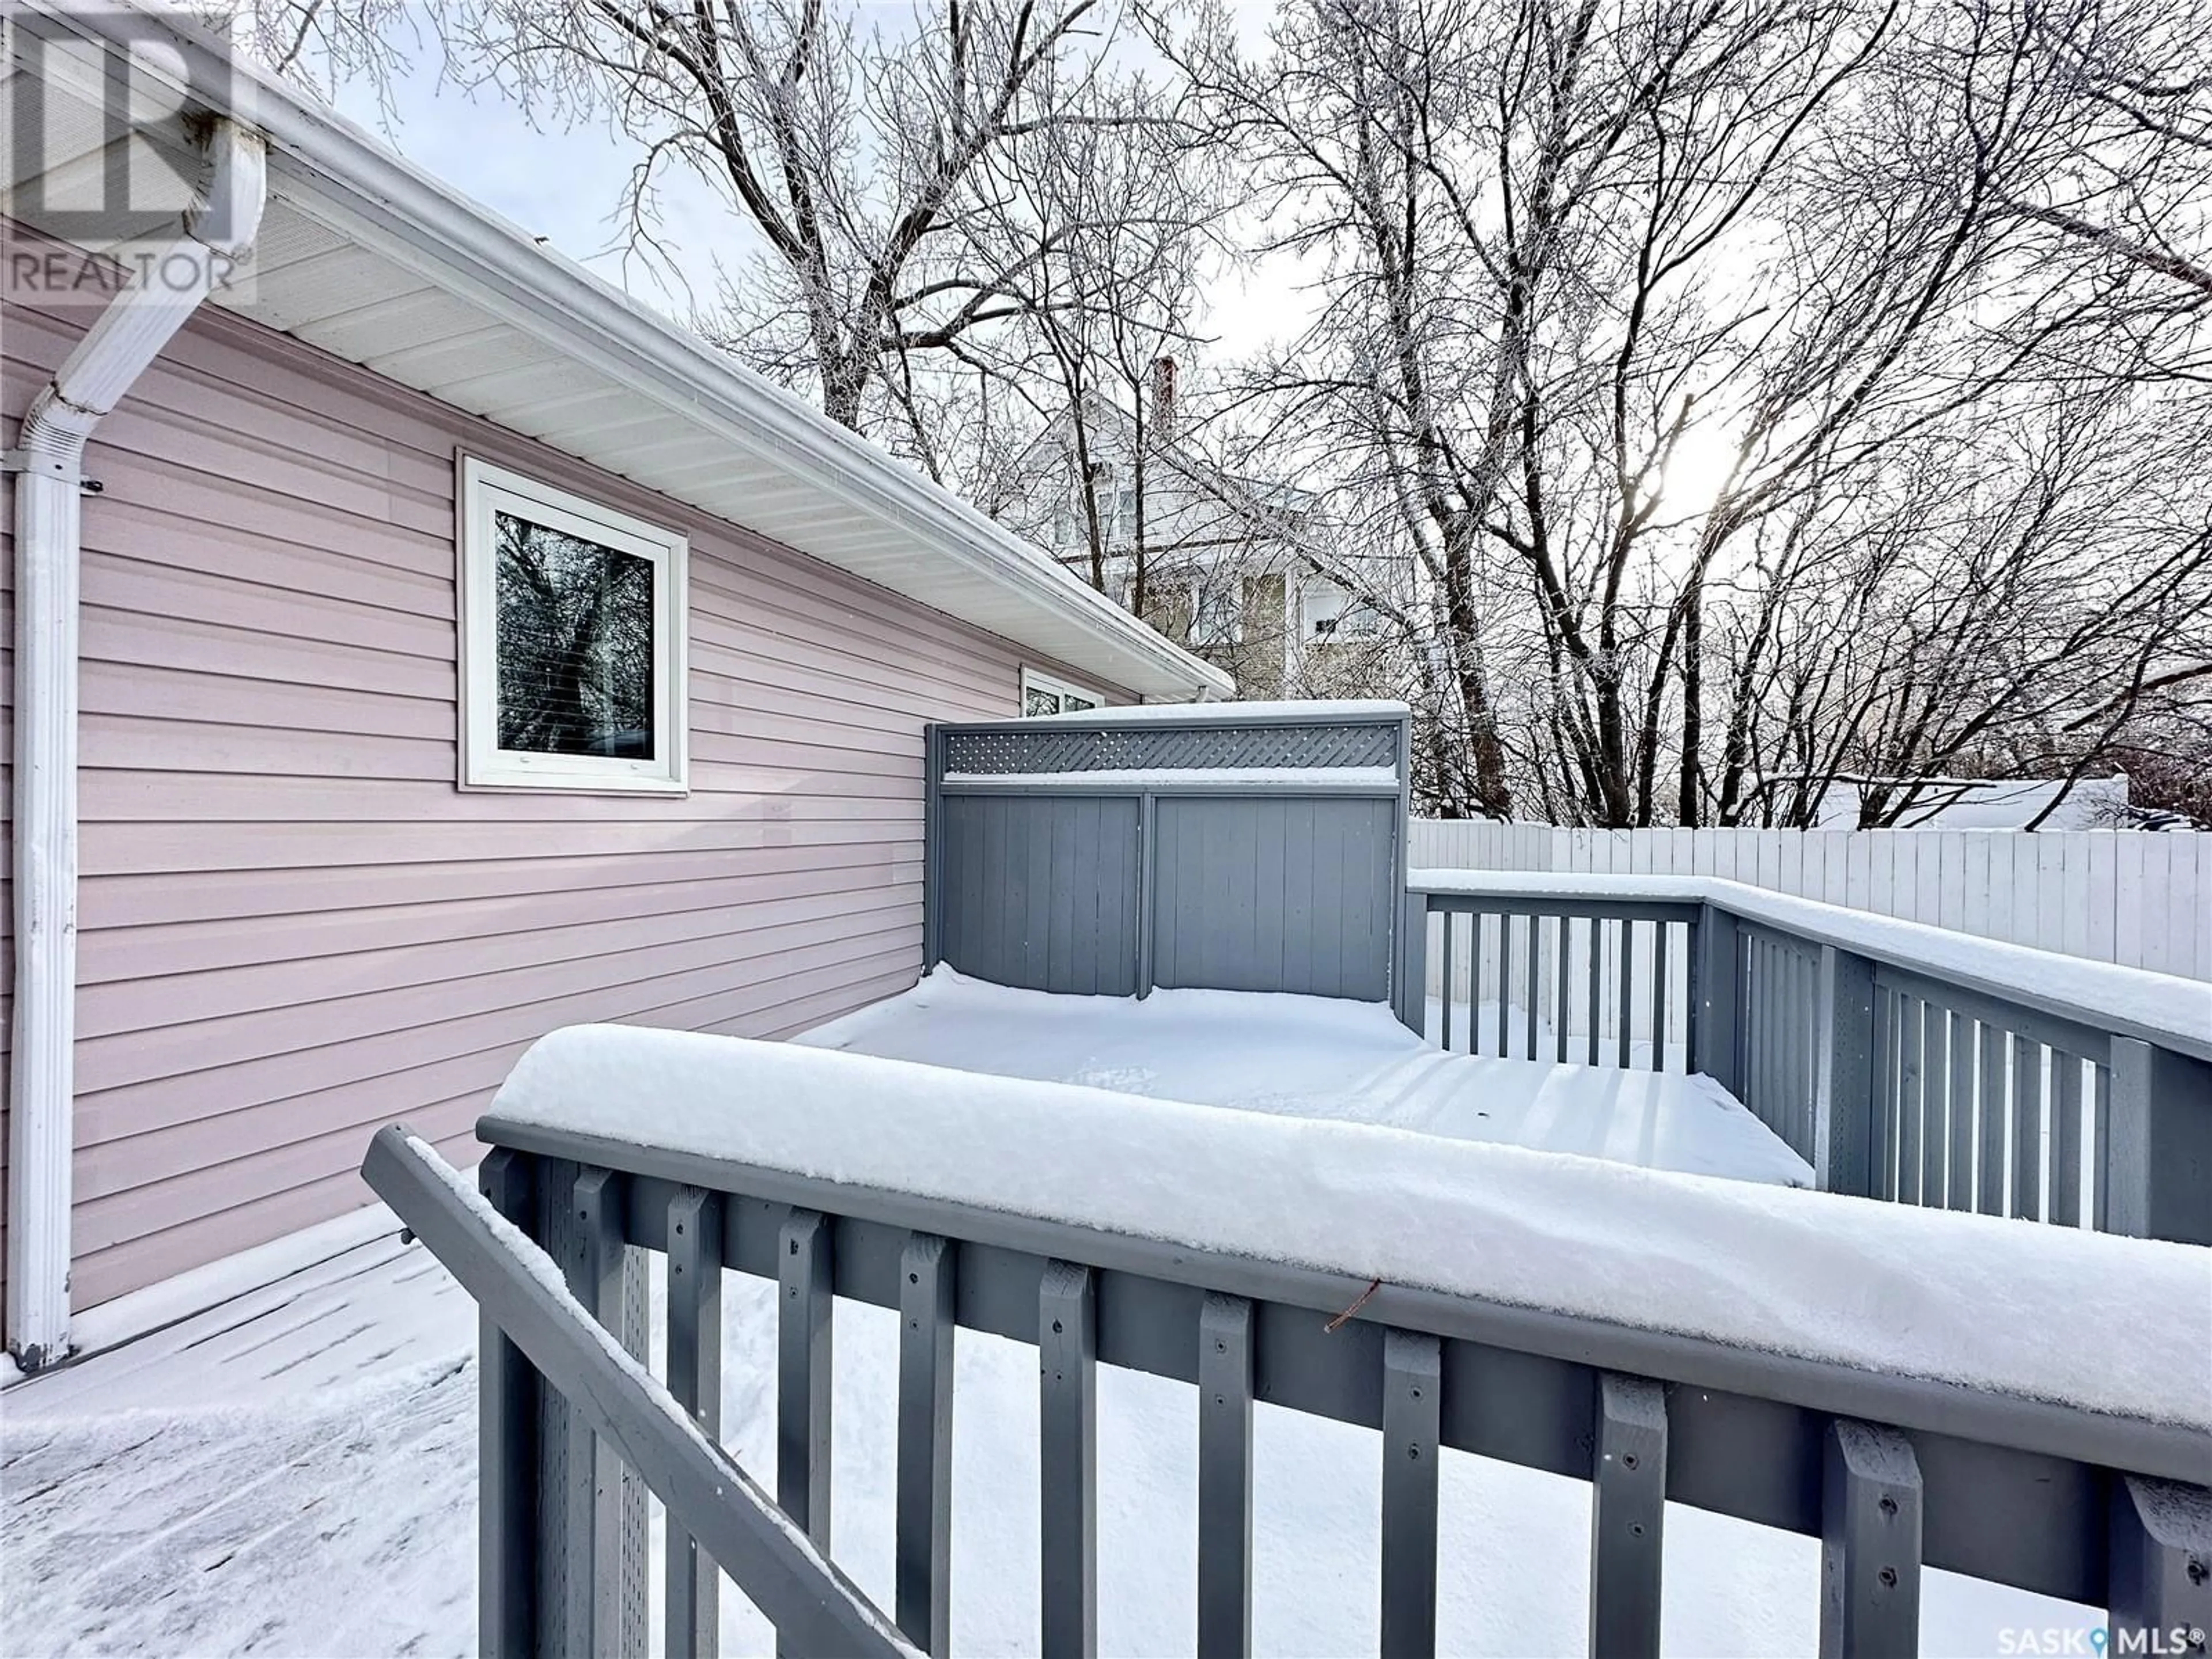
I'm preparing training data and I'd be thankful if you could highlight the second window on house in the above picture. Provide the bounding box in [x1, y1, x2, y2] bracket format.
[1021, 667, 1101, 717]
[459, 457, 689, 793]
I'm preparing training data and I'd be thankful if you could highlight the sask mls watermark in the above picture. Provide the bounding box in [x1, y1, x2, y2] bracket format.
[1, 5, 257, 309]
[1997, 1627, 2209, 1656]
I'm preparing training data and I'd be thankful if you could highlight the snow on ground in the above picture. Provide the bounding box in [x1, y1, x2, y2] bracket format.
[800, 968, 1808, 1187]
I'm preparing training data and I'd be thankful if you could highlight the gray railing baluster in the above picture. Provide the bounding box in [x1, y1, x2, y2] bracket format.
[1441, 910, 1456, 1053]
[2107, 1037, 2212, 1246]
[569, 1167, 640, 1658]
[2108, 1474, 2212, 1645]
[1525, 914, 1541, 1060]
[1790, 947, 1804, 1150]
[1650, 922, 1669, 1073]
[1816, 946, 1877, 1198]
[1736, 928, 1752, 1092]
[1588, 916, 1604, 1066]
[1197, 1293, 1255, 1659]
[1897, 997, 1923, 1205]
[897, 1233, 956, 1656]
[1469, 914, 1486, 1055]
[2009, 1035, 2041, 1222]
[1692, 905, 1740, 1092]
[2093, 1062, 2113, 1232]
[1617, 920, 1635, 1071]
[1589, 1374, 1666, 1659]
[1467, 911, 1477, 1051]
[1555, 916, 1572, 1063]
[1922, 1012, 1950, 1207]
[1871, 985, 1895, 1199]
[1755, 940, 1771, 1127]
[1977, 1025, 2007, 1215]
[1040, 1261, 1097, 1659]
[668, 1187, 724, 1659]
[1948, 1017, 1978, 1211]
[1380, 1330, 1440, 1659]
[1760, 942, 1778, 1138]
[1819, 1421, 1922, 1659]
[2052, 1054, 2084, 1226]
[479, 1150, 537, 1659]
[778, 1205, 835, 1658]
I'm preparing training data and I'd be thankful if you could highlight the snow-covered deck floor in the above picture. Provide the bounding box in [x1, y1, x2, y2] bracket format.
[798, 968, 1810, 1187]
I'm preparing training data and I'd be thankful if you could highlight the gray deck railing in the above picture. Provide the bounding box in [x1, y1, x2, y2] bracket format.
[1397, 874, 2212, 1244]
[361, 1120, 2212, 1659]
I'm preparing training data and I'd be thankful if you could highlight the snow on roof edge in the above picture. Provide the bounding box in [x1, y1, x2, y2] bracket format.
[486, 1024, 2211, 1435]
[1022, 699, 1410, 725]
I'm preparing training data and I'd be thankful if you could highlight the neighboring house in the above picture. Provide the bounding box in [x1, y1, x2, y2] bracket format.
[1000, 360, 1387, 698]
[0, 2, 1228, 1368]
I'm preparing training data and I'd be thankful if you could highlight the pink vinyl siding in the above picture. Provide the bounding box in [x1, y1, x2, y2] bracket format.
[1, 293, 1126, 1316]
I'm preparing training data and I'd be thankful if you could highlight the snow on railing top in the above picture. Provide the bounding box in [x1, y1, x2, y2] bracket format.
[941, 766, 1400, 789]
[485, 1025, 2211, 1433]
[1407, 868, 2212, 1059]
[1020, 698, 1409, 725]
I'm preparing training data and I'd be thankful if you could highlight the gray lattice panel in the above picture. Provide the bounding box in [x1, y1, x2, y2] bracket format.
[942, 722, 1398, 775]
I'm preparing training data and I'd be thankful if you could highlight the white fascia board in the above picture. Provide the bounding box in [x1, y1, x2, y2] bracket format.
[48, 2, 1229, 702]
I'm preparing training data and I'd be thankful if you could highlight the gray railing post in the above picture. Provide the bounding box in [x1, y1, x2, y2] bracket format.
[1040, 1261, 1098, 1659]
[479, 1149, 539, 1659]
[1396, 890, 1429, 1035]
[549, 1164, 647, 1659]
[921, 724, 942, 972]
[1694, 904, 1741, 1093]
[1380, 1329, 1441, 1659]
[1137, 791, 1158, 1001]
[897, 1233, 956, 1657]
[1819, 1421, 1922, 1659]
[2108, 1474, 2212, 1646]
[2106, 1039, 2212, 1245]
[1588, 1374, 1667, 1659]
[1816, 946, 1878, 1197]
[667, 1187, 724, 1659]
[1196, 1293, 1255, 1659]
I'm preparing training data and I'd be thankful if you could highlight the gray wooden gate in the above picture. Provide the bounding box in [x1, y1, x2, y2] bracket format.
[923, 705, 1412, 1002]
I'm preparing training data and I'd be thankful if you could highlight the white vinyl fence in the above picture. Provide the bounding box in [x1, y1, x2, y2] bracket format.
[1409, 822, 2212, 983]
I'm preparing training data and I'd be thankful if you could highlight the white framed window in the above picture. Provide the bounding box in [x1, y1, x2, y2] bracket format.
[459, 457, 689, 794]
[1021, 666, 1101, 718]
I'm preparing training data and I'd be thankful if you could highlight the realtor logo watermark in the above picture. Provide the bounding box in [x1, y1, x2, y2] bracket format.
[1, 5, 256, 308]
[1998, 1628, 2207, 1656]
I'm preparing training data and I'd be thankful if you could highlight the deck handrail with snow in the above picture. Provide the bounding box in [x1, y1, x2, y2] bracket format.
[1396, 871, 2212, 1244]
[358, 1127, 914, 1659]
[372, 1026, 2212, 1659]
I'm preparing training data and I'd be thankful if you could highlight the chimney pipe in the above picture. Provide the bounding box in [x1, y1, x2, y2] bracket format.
[1149, 355, 1178, 444]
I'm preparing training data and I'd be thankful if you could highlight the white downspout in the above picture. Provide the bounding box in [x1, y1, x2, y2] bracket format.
[6, 118, 266, 1370]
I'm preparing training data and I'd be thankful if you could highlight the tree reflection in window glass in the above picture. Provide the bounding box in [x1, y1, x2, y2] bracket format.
[494, 510, 656, 759]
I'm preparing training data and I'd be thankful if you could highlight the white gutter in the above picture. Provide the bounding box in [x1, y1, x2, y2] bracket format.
[5, 118, 267, 1371]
